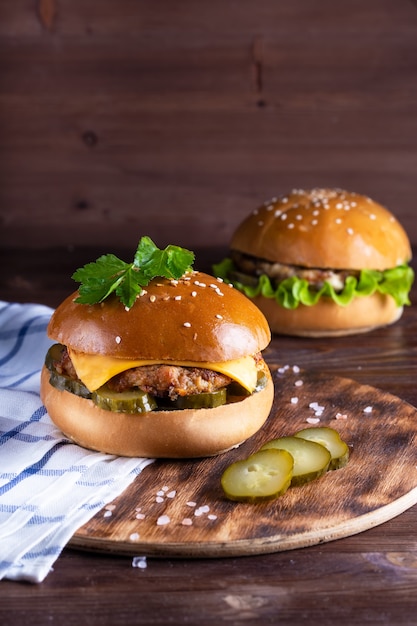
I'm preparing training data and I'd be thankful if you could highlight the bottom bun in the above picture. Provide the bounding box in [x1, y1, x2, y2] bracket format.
[40, 366, 274, 458]
[251, 293, 403, 337]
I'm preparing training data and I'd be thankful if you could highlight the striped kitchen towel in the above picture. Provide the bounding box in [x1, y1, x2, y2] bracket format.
[0, 301, 153, 583]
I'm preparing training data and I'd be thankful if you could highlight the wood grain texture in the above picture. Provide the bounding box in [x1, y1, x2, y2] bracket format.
[1, 0, 417, 251]
[71, 367, 417, 557]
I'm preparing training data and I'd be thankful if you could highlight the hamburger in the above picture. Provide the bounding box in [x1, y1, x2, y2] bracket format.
[214, 188, 414, 337]
[40, 238, 273, 458]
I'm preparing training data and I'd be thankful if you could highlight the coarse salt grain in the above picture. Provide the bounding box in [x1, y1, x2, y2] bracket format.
[294, 380, 303, 387]
[132, 556, 147, 569]
[156, 515, 171, 526]
[186, 501, 196, 507]
[182, 518, 193, 526]
[115, 336, 121, 344]
[335, 413, 348, 420]
[103, 510, 112, 518]
[363, 406, 373, 414]
[306, 417, 321, 424]
[130, 533, 140, 541]
[166, 490, 176, 498]
[183, 322, 191, 327]
[292, 365, 300, 373]
[291, 397, 299, 404]
[208, 514, 217, 521]
[155, 496, 164, 503]
[135, 513, 146, 520]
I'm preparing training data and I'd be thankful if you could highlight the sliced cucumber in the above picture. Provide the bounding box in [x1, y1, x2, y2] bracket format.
[92, 385, 157, 413]
[295, 426, 350, 470]
[221, 448, 294, 502]
[260, 436, 331, 486]
[45, 343, 66, 372]
[172, 388, 227, 409]
[49, 370, 92, 399]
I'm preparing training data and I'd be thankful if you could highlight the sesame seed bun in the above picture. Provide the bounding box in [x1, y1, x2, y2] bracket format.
[228, 188, 412, 337]
[47, 271, 271, 361]
[42, 271, 274, 458]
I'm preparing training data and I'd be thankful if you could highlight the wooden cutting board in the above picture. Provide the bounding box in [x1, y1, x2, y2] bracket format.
[70, 365, 417, 557]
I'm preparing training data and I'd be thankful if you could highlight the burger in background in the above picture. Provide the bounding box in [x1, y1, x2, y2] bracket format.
[214, 188, 414, 337]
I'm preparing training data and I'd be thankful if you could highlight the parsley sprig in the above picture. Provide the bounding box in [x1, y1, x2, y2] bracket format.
[72, 236, 195, 308]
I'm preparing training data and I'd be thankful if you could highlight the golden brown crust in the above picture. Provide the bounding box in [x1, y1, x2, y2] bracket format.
[251, 292, 403, 337]
[231, 188, 411, 270]
[47, 271, 271, 361]
[40, 366, 274, 458]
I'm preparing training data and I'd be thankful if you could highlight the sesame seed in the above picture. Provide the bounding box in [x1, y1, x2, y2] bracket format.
[183, 322, 191, 327]
[150, 295, 156, 303]
[281, 213, 288, 220]
[311, 219, 318, 226]
[191, 291, 197, 297]
[370, 214, 376, 220]
[288, 223, 295, 229]
[347, 228, 354, 235]
[294, 380, 303, 387]
[335, 218, 342, 224]
[115, 336, 121, 344]
[175, 295, 182, 301]
[216, 314, 223, 319]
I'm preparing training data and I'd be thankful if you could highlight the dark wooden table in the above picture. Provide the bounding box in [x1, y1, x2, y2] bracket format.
[1, 246, 417, 626]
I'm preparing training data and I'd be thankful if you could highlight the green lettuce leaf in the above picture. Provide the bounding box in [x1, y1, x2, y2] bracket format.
[212, 258, 414, 309]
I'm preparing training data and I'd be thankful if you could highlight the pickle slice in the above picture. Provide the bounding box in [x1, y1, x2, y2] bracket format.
[221, 448, 294, 502]
[172, 388, 227, 409]
[260, 436, 331, 486]
[227, 370, 268, 402]
[295, 426, 350, 470]
[45, 343, 66, 372]
[49, 370, 92, 399]
[92, 385, 157, 413]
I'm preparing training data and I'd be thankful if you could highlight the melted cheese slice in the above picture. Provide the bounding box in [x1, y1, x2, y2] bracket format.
[68, 348, 258, 394]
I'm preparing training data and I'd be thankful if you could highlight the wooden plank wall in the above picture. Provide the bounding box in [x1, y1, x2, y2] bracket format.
[1, 0, 417, 254]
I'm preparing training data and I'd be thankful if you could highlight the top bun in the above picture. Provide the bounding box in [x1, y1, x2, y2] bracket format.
[47, 271, 271, 362]
[231, 188, 411, 270]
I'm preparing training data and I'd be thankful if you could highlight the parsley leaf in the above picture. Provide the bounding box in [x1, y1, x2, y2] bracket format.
[72, 237, 195, 308]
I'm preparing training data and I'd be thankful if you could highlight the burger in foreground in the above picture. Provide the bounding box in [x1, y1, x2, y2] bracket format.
[41, 237, 274, 458]
[214, 188, 414, 337]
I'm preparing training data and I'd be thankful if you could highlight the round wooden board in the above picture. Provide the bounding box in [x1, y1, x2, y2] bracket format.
[70, 366, 417, 557]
